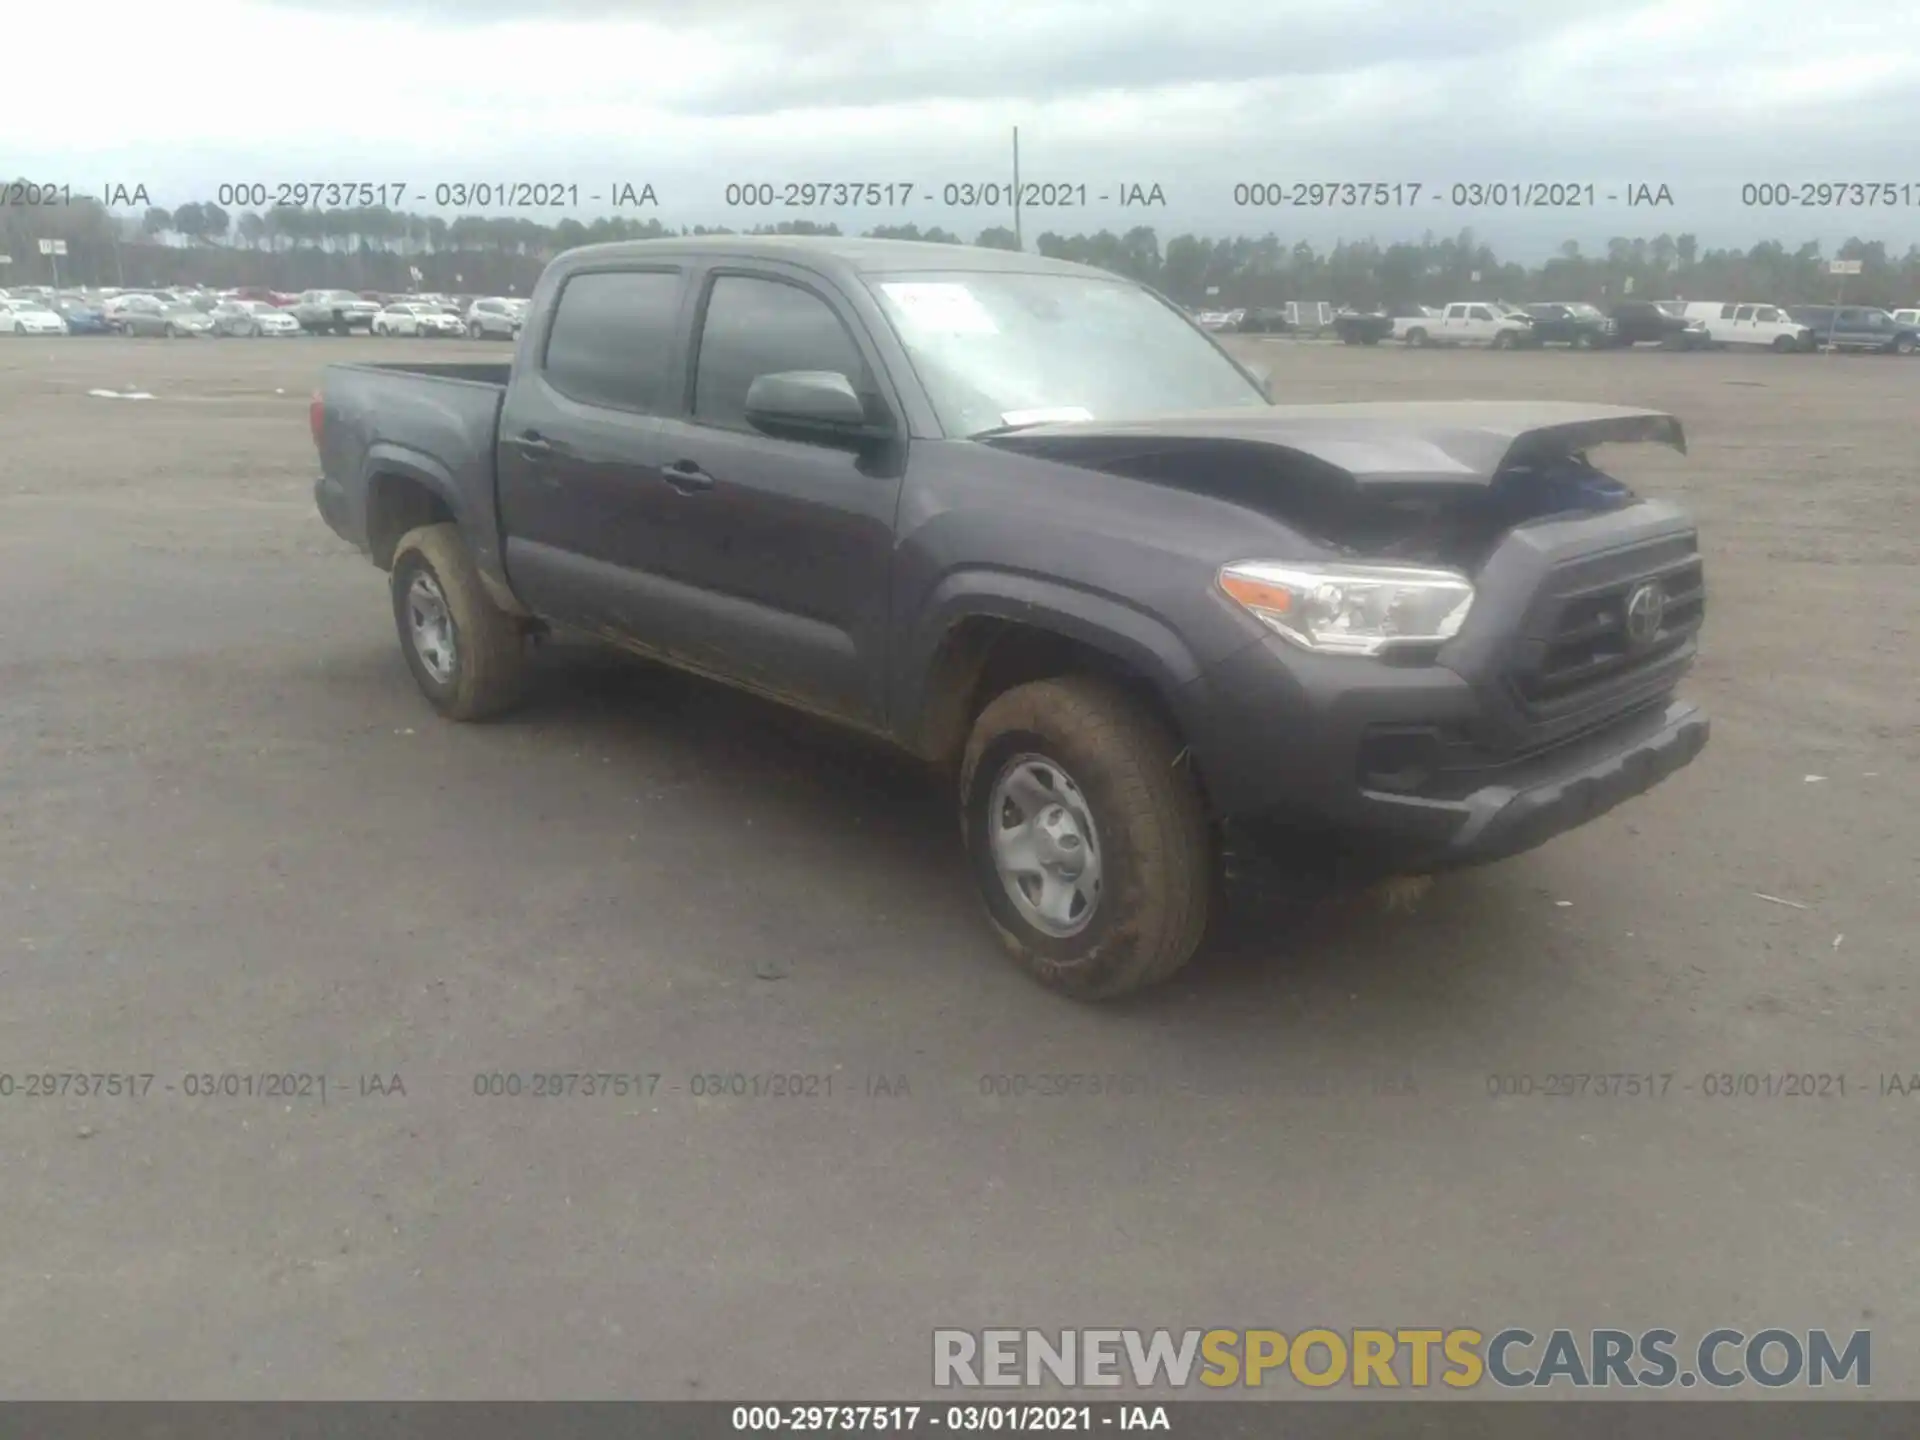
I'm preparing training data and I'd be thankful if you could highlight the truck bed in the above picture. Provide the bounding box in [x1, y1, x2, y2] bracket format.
[312, 361, 514, 591]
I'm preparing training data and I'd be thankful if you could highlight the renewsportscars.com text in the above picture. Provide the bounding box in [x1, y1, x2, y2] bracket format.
[933, 1327, 1870, 1390]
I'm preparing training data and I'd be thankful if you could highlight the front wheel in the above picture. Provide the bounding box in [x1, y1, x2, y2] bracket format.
[468, 322, 484, 339]
[960, 675, 1213, 1000]
[389, 523, 530, 721]
[1894, 336, 1916, 355]
[164, 323, 180, 338]
[1490, 331, 1512, 350]
[1773, 334, 1797, 353]
[1405, 328, 1427, 347]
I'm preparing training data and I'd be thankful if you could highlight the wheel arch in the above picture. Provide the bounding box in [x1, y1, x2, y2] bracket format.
[899, 574, 1211, 801]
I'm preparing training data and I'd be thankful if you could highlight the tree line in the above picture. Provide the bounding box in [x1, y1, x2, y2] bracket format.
[6, 183, 1919, 308]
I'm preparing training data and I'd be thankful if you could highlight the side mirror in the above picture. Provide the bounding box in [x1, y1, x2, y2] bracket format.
[744, 371, 889, 442]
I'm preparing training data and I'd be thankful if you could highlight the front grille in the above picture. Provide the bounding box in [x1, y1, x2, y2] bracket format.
[1509, 550, 1704, 716]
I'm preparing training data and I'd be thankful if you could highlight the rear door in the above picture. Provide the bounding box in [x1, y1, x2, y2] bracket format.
[496, 264, 691, 633]
[643, 264, 908, 726]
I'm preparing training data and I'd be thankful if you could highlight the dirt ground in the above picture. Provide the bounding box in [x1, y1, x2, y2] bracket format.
[0, 333, 1914, 1398]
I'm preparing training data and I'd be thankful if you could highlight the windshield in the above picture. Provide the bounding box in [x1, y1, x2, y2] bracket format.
[1563, 303, 1603, 318]
[865, 270, 1267, 437]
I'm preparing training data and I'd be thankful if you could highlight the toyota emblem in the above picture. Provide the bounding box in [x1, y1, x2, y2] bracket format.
[1624, 582, 1666, 648]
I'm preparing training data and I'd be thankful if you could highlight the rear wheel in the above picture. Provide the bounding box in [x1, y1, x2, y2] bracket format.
[1405, 327, 1428, 347]
[468, 321, 484, 339]
[388, 523, 530, 721]
[164, 322, 180, 338]
[959, 675, 1212, 1000]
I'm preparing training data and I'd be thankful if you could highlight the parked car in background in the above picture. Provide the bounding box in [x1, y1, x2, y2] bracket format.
[1400, 301, 1534, 348]
[374, 301, 467, 337]
[51, 295, 113, 334]
[1331, 307, 1394, 344]
[1608, 300, 1712, 349]
[464, 296, 524, 340]
[1679, 303, 1814, 352]
[1523, 302, 1616, 348]
[1231, 307, 1293, 334]
[291, 289, 382, 335]
[1787, 305, 1920, 354]
[210, 299, 301, 336]
[116, 299, 215, 337]
[0, 298, 70, 335]
[101, 294, 167, 329]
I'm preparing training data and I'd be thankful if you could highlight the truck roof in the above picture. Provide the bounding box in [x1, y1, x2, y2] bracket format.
[551, 235, 1110, 280]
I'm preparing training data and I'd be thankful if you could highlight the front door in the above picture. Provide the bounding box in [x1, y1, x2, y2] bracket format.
[646, 268, 907, 728]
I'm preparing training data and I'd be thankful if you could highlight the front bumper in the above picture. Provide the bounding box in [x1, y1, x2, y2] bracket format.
[1417, 699, 1706, 867]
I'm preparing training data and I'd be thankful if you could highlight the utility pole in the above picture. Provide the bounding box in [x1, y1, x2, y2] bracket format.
[1012, 126, 1023, 252]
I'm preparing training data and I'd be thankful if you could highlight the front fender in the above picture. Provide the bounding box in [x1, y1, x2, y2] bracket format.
[893, 567, 1208, 756]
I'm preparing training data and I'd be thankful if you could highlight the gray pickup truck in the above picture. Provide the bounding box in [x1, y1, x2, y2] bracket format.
[311, 236, 1709, 999]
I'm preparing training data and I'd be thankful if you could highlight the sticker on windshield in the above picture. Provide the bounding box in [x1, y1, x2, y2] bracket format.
[999, 406, 1093, 426]
[880, 282, 999, 335]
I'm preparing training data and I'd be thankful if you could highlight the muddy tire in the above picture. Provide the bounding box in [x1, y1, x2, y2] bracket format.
[959, 675, 1212, 1000]
[389, 523, 529, 720]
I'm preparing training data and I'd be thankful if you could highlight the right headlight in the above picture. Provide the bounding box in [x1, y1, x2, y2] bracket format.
[1218, 561, 1475, 656]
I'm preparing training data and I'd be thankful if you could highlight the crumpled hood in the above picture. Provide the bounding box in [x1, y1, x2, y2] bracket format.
[979, 401, 1686, 491]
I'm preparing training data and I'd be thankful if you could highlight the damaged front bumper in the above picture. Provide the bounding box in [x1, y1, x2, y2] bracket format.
[1212, 696, 1708, 892]
[1383, 698, 1707, 869]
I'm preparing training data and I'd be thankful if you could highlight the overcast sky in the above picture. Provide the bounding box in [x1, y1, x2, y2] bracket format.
[7, 0, 1920, 257]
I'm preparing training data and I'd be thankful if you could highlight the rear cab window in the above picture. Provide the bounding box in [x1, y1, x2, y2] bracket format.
[541, 269, 684, 414]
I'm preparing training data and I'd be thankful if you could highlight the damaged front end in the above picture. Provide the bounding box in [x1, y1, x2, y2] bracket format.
[991, 402, 1709, 891]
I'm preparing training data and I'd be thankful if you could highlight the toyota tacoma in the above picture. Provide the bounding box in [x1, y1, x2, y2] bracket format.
[310, 237, 1709, 999]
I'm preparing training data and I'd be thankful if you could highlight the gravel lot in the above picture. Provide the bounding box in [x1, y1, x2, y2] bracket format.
[1, 334, 1914, 1398]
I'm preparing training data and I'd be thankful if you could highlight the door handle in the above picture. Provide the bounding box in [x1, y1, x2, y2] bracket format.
[663, 459, 714, 493]
[509, 430, 556, 457]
